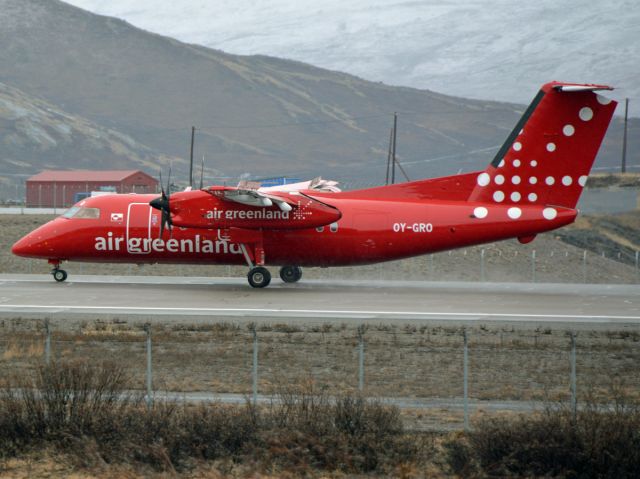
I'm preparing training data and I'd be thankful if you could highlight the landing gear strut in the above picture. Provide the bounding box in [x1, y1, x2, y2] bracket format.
[280, 265, 302, 283]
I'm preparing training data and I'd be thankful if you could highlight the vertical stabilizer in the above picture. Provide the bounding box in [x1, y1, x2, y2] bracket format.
[468, 82, 617, 209]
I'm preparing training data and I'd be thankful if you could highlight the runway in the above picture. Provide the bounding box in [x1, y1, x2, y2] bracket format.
[1, 274, 639, 328]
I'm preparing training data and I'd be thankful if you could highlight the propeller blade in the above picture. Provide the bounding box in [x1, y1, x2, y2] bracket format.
[151, 168, 173, 238]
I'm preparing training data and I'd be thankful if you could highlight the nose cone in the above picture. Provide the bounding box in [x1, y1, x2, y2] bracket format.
[12, 222, 60, 259]
[11, 234, 33, 257]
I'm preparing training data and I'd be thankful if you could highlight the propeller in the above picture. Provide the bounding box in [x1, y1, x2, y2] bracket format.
[149, 168, 172, 238]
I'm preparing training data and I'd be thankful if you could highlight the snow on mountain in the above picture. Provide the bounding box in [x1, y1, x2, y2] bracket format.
[64, 0, 640, 115]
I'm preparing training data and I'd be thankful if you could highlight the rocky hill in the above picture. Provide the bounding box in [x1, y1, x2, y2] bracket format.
[0, 0, 636, 184]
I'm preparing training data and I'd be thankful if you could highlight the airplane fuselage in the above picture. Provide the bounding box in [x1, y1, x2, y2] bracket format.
[14, 192, 575, 268]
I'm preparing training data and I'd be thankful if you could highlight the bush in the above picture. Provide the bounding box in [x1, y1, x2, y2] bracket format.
[457, 402, 640, 478]
[0, 361, 418, 474]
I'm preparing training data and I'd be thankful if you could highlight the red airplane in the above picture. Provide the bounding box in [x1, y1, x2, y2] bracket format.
[12, 82, 617, 288]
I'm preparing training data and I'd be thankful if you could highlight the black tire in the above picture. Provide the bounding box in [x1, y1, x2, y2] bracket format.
[279, 265, 302, 283]
[53, 269, 67, 282]
[248, 266, 271, 288]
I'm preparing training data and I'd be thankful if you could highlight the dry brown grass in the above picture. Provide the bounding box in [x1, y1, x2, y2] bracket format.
[1, 320, 638, 411]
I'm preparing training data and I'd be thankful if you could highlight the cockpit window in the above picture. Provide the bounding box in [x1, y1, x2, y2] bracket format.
[62, 206, 100, 219]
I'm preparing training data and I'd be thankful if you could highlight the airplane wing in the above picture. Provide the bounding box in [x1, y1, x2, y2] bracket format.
[259, 177, 341, 193]
[207, 177, 340, 212]
[207, 182, 293, 212]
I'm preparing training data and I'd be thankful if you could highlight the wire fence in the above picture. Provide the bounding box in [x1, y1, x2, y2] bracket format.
[1, 320, 638, 431]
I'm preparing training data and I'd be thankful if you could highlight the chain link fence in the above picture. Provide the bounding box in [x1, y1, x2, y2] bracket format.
[1, 319, 638, 431]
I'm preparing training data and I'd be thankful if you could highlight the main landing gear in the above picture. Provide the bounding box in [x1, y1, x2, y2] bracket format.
[239, 243, 302, 288]
[248, 266, 271, 288]
[49, 259, 67, 283]
[279, 265, 303, 283]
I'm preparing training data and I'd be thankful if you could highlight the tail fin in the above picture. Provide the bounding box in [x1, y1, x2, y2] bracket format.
[468, 82, 617, 209]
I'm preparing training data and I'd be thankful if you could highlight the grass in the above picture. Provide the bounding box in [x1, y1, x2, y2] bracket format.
[1, 320, 639, 417]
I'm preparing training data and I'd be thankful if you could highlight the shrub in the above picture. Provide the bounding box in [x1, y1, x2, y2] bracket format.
[458, 402, 640, 478]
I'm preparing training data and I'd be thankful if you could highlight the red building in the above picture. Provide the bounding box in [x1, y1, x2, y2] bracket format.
[26, 170, 158, 208]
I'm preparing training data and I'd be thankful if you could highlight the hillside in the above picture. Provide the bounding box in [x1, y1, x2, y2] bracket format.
[65, 0, 640, 117]
[0, 82, 177, 180]
[0, 0, 636, 184]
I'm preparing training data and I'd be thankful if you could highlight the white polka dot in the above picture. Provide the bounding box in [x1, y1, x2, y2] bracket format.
[477, 172, 490, 186]
[529, 177, 538, 185]
[562, 176, 573, 186]
[563, 124, 575, 136]
[543, 207, 558, 220]
[596, 94, 612, 105]
[578, 175, 588, 187]
[546, 176, 555, 186]
[495, 175, 505, 185]
[513, 159, 521, 167]
[546, 143, 556, 152]
[473, 206, 488, 219]
[579, 107, 593, 121]
[528, 193, 538, 202]
[510, 192, 521, 202]
[512, 176, 521, 185]
[508, 207, 522, 219]
[531, 160, 538, 167]
[513, 142, 522, 151]
[498, 159, 505, 168]
[493, 191, 505, 202]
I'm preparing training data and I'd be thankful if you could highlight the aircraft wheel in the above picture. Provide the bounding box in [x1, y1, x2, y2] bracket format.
[280, 265, 302, 283]
[52, 269, 67, 282]
[248, 266, 271, 288]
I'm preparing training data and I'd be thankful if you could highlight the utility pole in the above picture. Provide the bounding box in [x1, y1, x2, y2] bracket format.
[391, 112, 397, 184]
[385, 128, 393, 185]
[622, 98, 629, 174]
[189, 126, 196, 187]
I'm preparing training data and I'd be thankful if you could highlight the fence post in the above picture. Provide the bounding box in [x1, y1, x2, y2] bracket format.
[252, 327, 258, 405]
[463, 329, 469, 431]
[480, 249, 486, 282]
[358, 325, 365, 392]
[531, 250, 536, 283]
[635, 251, 639, 283]
[582, 250, 587, 283]
[570, 332, 577, 423]
[144, 323, 153, 409]
[44, 319, 51, 365]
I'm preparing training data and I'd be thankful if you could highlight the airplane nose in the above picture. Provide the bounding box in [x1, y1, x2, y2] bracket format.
[12, 233, 39, 257]
[11, 223, 60, 259]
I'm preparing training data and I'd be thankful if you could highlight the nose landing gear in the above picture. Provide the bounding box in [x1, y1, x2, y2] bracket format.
[52, 268, 68, 282]
[48, 259, 67, 283]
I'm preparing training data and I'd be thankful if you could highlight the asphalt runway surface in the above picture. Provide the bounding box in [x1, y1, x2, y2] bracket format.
[1, 274, 639, 328]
